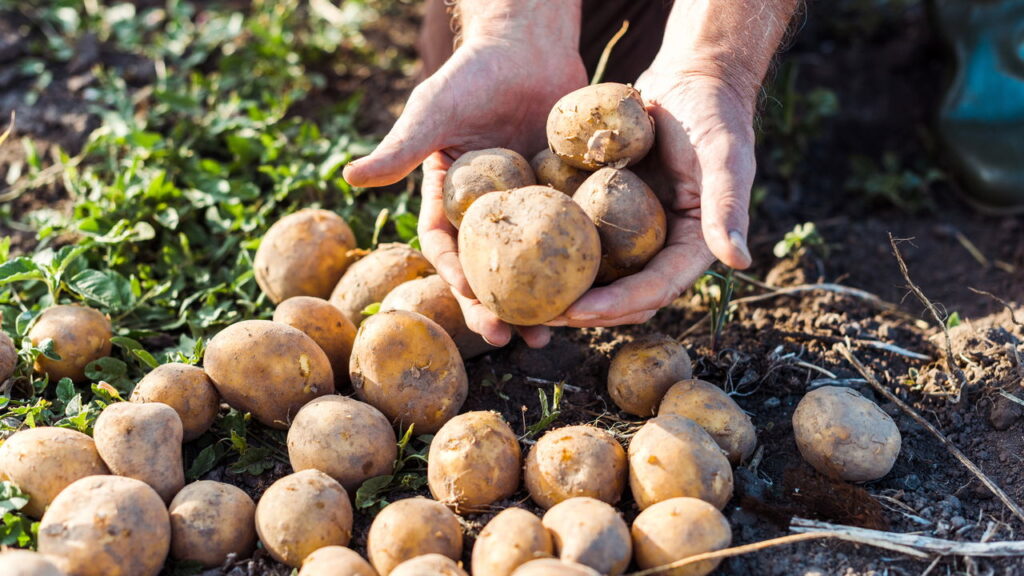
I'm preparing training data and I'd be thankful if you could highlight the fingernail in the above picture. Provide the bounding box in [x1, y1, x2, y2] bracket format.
[729, 230, 752, 264]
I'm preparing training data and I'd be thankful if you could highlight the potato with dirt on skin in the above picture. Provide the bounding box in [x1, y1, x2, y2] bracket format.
[524, 425, 627, 509]
[443, 148, 536, 228]
[0, 330, 16, 384]
[380, 275, 492, 358]
[329, 242, 434, 327]
[28, 304, 112, 383]
[390, 554, 468, 576]
[274, 296, 357, 386]
[472, 508, 553, 576]
[547, 83, 655, 170]
[0, 426, 109, 519]
[0, 550, 67, 576]
[660, 379, 757, 464]
[428, 411, 521, 512]
[607, 334, 692, 417]
[542, 497, 632, 576]
[169, 481, 256, 567]
[367, 497, 463, 576]
[512, 559, 602, 576]
[93, 401, 185, 504]
[631, 497, 732, 576]
[129, 362, 220, 441]
[792, 385, 902, 482]
[531, 149, 589, 195]
[299, 546, 378, 576]
[204, 320, 334, 429]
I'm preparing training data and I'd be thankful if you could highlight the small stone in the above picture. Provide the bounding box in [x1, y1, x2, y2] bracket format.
[951, 515, 967, 529]
[902, 474, 922, 490]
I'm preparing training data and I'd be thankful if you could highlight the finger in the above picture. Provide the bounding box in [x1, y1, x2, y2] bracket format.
[418, 152, 473, 297]
[451, 287, 512, 347]
[516, 325, 552, 349]
[696, 127, 756, 270]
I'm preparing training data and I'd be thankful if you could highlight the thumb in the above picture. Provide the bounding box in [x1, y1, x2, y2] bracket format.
[698, 129, 756, 269]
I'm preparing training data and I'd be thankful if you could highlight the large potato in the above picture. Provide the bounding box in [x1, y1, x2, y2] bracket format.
[542, 497, 632, 576]
[631, 497, 732, 576]
[329, 243, 434, 326]
[380, 275, 492, 358]
[350, 310, 467, 434]
[792, 386, 902, 482]
[546, 83, 655, 170]
[607, 335, 692, 417]
[274, 296, 357, 387]
[390, 554, 468, 576]
[659, 379, 757, 464]
[472, 508, 553, 576]
[512, 559, 601, 576]
[628, 414, 733, 511]
[169, 481, 256, 567]
[255, 470, 353, 568]
[300, 546, 378, 576]
[458, 186, 601, 325]
[93, 401, 185, 504]
[0, 550, 67, 576]
[0, 426, 109, 518]
[366, 497, 463, 576]
[129, 362, 220, 441]
[524, 425, 626, 509]
[531, 149, 588, 195]
[428, 411, 521, 512]
[0, 331, 15, 384]
[39, 475, 170, 576]
[443, 148, 536, 228]
[254, 209, 357, 303]
[287, 395, 397, 493]
[204, 320, 334, 429]
[28, 305, 112, 383]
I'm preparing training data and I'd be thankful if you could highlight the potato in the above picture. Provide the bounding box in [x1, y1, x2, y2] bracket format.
[428, 411, 521, 512]
[628, 414, 733, 511]
[524, 425, 627, 509]
[366, 497, 463, 576]
[531, 149, 588, 195]
[93, 401, 185, 504]
[129, 362, 220, 441]
[287, 395, 397, 493]
[28, 305, 112, 383]
[329, 243, 434, 327]
[607, 335, 692, 417]
[0, 330, 15, 384]
[659, 379, 757, 464]
[443, 148, 536, 228]
[472, 508, 553, 576]
[169, 481, 256, 567]
[255, 469, 353, 568]
[274, 296, 357, 386]
[573, 168, 666, 283]
[350, 310, 467, 434]
[204, 320, 334, 429]
[541, 497, 631, 576]
[792, 386, 901, 482]
[0, 427, 109, 518]
[254, 209, 357, 303]
[380, 275, 492, 358]
[631, 497, 732, 576]
[39, 475, 170, 576]
[546, 83, 655, 170]
[512, 559, 602, 576]
[459, 186, 600, 325]
[300, 546, 378, 576]
[390, 554, 468, 576]
[0, 550, 67, 576]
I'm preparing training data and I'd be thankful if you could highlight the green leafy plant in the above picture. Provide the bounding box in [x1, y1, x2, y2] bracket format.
[759, 62, 840, 180]
[773, 222, 828, 259]
[693, 269, 736, 352]
[355, 425, 432, 511]
[0, 482, 38, 548]
[525, 382, 565, 438]
[846, 152, 943, 213]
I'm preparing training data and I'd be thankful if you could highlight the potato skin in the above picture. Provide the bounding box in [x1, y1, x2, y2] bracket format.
[274, 296, 357, 387]
[28, 305, 112, 383]
[255, 470, 353, 568]
[428, 411, 521, 512]
[659, 379, 757, 464]
[628, 414, 733, 511]
[631, 497, 732, 576]
[531, 149, 588, 195]
[524, 425, 627, 509]
[287, 395, 398, 493]
[390, 554, 468, 576]
[546, 83, 655, 170]
[0, 426, 109, 518]
[39, 475, 170, 576]
[254, 209, 357, 304]
[443, 148, 536, 228]
[459, 186, 601, 325]
[129, 363, 220, 442]
[541, 497, 632, 576]
[367, 497, 463, 576]
[329, 243, 434, 327]
[512, 559, 602, 576]
[472, 508, 553, 576]
[0, 550, 67, 576]
[0, 331, 15, 384]
[168, 481, 257, 567]
[792, 386, 901, 482]
[93, 402, 185, 504]
[607, 335, 692, 417]
[380, 275, 492, 359]
[204, 320, 334, 429]
[299, 546, 378, 576]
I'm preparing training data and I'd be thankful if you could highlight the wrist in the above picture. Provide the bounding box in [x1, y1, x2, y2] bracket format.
[457, 0, 582, 55]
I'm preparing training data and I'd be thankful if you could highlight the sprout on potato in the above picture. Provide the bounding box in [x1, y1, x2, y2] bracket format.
[631, 497, 732, 576]
[329, 243, 434, 327]
[607, 335, 692, 417]
[472, 508, 553, 576]
[129, 363, 220, 442]
[541, 497, 632, 576]
[531, 149, 588, 195]
[93, 401, 185, 504]
[274, 296, 358, 387]
[299, 546, 379, 576]
[366, 497, 463, 576]
[524, 425, 627, 509]
[659, 379, 757, 464]
[168, 481, 257, 567]
[443, 148, 536, 228]
[428, 411, 521, 512]
[546, 83, 655, 170]
[28, 305, 112, 383]
[255, 470, 353, 568]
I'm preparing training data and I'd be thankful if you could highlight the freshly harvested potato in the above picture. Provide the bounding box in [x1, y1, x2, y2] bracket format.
[94, 402, 184, 504]
[255, 470, 353, 568]
[443, 148, 536, 228]
[631, 497, 732, 576]
[129, 362, 220, 441]
[428, 411, 521, 511]
[366, 497, 463, 576]
[607, 335, 692, 417]
[524, 425, 627, 509]
[350, 310, 467, 434]
[329, 243, 434, 327]
[0, 331, 15, 384]
[546, 83, 655, 170]
[169, 481, 257, 567]
[300, 546, 378, 576]
[531, 149, 588, 195]
[0, 426, 109, 518]
[28, 305, 112, 383]
[573, 168, 666, 283]
[390, 554, 468, 576]
[39, 475, 170, 576]
[204, 320, 334, 429]
[660, 379, 757, 464]
[274, 296, 357, 386]
[0, 550, 67, 576]
[512, 559, 601, 576]
[380, 275, 492, 358]
[472, 508, 553, 576]
[792, 386, 902, 482]
[287, 395, 398, 493]
[628, 414, 733, 511]
[254, 209, 357, 303]
[459, 186, 601, 325]
[541, 497, 632, 576]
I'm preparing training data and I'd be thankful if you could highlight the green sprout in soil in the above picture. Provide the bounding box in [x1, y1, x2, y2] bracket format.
[773, 222, 828, 259]
[694, 269, 736, 352]
[846, 152, 943, 213]
[525, 382, 565, 439]
[355, 425, 432, 512]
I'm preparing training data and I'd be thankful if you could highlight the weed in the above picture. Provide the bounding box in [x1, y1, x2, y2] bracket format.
[355, 425, 432, 512]
[846, 152, 942, 213]
[773, 222, 828, 259]
[694, 269, 736, 352]
[759, 62, 839, 180]
[524, 381, 565, 438]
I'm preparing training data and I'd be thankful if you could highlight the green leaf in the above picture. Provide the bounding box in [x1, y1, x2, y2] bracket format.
[186, 444, 224, 481]
[361, 302, 380, 316]
[0, 482, 29, 514]
[55, 378, 76, 405]
[0, 258, 44, 284]
[946, 311, 962, 329]
[36, 338, 61, 361]
[69, 269, 135, 311]
[85, 357, 128, 381]
[355, 475, 393, 509]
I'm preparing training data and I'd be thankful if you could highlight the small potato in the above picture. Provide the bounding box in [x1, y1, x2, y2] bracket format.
[0, 330, 15, 384]
[459, 186, 601, 325]
[274, 296, 357, 387]
[130, 363, 220, 442]
[792, 386, 902, 482]
[350, 310, 467, 434]
[607, 335, 692, 417]
[287, 395, 398, 493]
[512, 559, 602, 576]
[631, 497, 732, 576]
[542, 497, 631, 576]
[0, 549, 67, 576]
[93, 402, 185, 504]
[524, 425, 627, 509]
[300, 546, 378, 576]
[628, 414, 733, 511]
[329, 243, 434, 327]
[255, 470, 353, 568]
[443, 148, 536, 228]
[169, 481, 256, 567]
[546, 83, 655, 170]
[472, 508, 553, 576]
[0, 427, 109, 518]
[659, 379, 757, 464]
[28, 305, 112, 383]
[390, 554, 468, 576]
[204, 320, 334, 429]
[531, 149, 588, 195]
[380, 275, 492, 358]
[428, 411, 521, 512]
[254, 209, 357, 303]
[367, 497, 463, 576]
[39, 475, 170, 576]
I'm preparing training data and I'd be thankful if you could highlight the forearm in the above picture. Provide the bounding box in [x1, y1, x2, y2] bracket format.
[457, 0, 582, 52]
